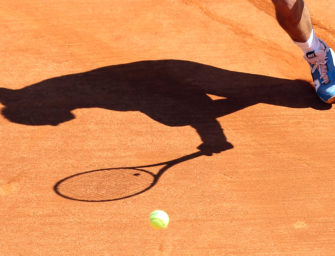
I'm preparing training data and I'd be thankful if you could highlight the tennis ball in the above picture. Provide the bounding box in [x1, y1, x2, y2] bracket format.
[149, 210, 169, 230]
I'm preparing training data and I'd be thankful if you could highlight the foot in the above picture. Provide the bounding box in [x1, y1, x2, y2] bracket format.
[305, 39, 335, 104]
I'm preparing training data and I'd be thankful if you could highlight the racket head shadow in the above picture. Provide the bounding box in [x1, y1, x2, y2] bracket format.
[54, 151, 204, 202]
[54, 167, 156, 202]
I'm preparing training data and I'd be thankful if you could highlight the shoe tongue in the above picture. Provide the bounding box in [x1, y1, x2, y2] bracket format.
[306, 51, 317, 59]
[305, 49, 326, 64]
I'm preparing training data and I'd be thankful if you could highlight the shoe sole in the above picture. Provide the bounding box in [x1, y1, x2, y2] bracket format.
[327, 96, 335, 104]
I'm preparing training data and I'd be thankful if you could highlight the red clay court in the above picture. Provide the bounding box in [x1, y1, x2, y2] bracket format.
[1, 1, 335, 255]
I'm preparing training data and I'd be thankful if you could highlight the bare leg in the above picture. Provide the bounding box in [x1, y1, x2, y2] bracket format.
[272, 0, 312, 42]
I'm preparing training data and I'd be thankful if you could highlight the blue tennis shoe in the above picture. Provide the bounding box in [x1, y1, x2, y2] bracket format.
[305, 39, 335, 104]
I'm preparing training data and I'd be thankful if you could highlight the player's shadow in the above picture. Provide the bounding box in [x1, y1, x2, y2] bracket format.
[0, 59, 331, 154]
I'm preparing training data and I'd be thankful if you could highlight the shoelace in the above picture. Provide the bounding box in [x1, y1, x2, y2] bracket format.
[311, 56, 330, 84]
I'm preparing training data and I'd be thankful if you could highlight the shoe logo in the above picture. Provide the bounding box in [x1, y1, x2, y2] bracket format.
[314, 79, 321, 91]
[307, 51, 316, 59]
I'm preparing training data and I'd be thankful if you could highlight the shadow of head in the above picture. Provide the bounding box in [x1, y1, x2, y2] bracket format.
[0, 59, 331, 154]
[0, 87, 75, 126]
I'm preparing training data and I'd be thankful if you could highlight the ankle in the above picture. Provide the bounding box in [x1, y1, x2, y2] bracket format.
[294, 29, 324, 53]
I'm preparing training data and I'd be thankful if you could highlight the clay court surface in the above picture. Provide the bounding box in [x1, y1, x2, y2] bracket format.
[1, 0, 335, 255]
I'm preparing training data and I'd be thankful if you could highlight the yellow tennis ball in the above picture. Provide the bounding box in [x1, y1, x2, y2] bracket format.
[149, 210, 169, 230]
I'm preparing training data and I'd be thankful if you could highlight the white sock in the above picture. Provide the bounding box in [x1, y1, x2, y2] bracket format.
[294, 29, 323, 53]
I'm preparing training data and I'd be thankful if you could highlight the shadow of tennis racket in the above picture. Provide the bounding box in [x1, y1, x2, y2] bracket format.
[54, 151, 205, 202]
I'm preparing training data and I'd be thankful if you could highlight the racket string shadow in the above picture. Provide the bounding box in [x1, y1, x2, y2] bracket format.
[54, 151, 204, 202]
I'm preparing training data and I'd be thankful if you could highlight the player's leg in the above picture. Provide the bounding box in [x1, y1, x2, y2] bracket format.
[272, 0, 312, 42]
[272, 0, 335, 103]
